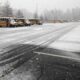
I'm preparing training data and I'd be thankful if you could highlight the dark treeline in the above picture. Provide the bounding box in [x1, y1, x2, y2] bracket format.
[0, 2, 80, 22]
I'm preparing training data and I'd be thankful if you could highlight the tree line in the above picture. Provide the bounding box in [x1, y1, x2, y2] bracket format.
[40, 8, 80, 22]
[0, 2, 80, 22]
[0, 2, 26, 18]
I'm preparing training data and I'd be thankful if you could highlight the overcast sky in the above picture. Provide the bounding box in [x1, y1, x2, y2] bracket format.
[1, 0, 80, 13]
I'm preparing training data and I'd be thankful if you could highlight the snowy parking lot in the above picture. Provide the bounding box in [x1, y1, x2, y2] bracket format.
[0, 22, 80, 80]
[0, 22, 80, 51]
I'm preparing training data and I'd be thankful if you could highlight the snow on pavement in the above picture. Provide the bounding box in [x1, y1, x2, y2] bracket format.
[0, 22, 78, 51]
[49, 24, 80, 52]
[0, 23, 70, 44]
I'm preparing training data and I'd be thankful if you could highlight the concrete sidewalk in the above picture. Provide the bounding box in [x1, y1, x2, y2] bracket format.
[49, 25, 80, 52]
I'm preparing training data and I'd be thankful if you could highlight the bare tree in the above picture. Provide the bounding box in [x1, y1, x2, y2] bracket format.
[15, 10, 24, 18]
[2, 2, 13, 17]
[40, 8, 80, 22]
[0, 5, 2, 16]
[34, 12, 39, 19]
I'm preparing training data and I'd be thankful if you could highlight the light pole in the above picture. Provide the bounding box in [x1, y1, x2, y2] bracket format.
[34, 0, 38, 19]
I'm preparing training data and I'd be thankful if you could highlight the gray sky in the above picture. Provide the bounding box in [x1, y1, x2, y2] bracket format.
[1, 0, 80, 13]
